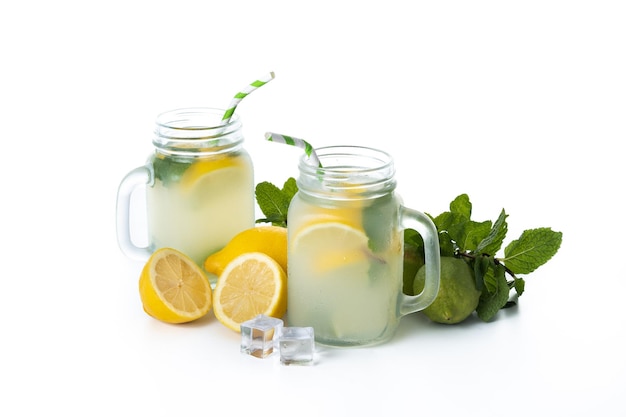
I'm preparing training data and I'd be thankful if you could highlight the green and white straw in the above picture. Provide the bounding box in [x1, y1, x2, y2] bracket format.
[221, 72, 275, 124]
[265, 132, 322, 167]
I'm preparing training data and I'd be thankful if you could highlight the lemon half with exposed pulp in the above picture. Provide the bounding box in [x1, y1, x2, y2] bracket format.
[139, 247, 212, 324]
[212, 252, 287, 332]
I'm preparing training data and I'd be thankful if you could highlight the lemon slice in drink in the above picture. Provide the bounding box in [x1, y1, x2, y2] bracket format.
[290, 222, 371, 275]
[179, 155, 245, 192]
[139, 248, 213, 324]
[212, 252, 287, 332]
[289, 202, 364, 239]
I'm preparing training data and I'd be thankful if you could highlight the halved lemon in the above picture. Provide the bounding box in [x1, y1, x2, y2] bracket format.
[212, 252, 287, 332]
[139, 247, 212, 324]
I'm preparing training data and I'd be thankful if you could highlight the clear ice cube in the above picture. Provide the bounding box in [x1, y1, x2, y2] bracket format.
[279, 327, 315, 366]
[240, 315, 284, 358]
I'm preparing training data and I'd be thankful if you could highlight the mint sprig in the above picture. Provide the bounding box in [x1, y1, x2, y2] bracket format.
[255, 177, 298, 227]
[406, 193, 563, 322]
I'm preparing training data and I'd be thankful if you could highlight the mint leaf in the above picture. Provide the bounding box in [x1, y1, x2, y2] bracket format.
[282, 177, 298, 201]
[476, 263, 509, 321]
[481, 260, 498, 293]
[363, 194, 396, 252]
[256, 213, 287, 225]
[449, 219, 492, 252]
[475, 209, 508, 255]
[503, 228, 563, 274]
[431, 211, 460, 232]
[255, 181, 291, 227]
[472, 255, 491, 292]
[430, 194, 478, 253]
[430, 212, 464, 255]
[513, 277, 525, 296]
[438, 231, 457, 257]
[431, 191, 471, 232]
[152, 155, 191, 186]
[450, 194, 472, 220]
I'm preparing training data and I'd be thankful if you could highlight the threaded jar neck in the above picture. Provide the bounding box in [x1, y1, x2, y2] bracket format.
[297, 146, 396, 200]
[153, 107, 243, 156]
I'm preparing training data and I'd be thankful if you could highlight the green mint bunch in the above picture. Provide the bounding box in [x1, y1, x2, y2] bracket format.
[405, 194, 563, 322]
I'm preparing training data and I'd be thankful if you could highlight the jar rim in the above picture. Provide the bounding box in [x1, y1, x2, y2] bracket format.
[297, 145, 396, 199]
[153, 107, 244, 154]
[298, 145, 394, 175]
[155, 107, 240, 132]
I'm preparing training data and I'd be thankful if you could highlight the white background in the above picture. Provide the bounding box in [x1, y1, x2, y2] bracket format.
[1, 1, 625, 416]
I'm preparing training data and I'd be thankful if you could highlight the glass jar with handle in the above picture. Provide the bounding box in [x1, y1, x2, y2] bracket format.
[287, 146, 440, 347]
[116, 107, 255, 273]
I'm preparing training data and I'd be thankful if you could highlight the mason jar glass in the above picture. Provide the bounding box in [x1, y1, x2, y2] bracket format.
[287, 146, 440, 347]
[116, 107, 255, 273]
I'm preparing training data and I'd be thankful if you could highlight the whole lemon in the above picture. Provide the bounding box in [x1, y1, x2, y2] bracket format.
[204, 226, 287, 276]
[413, 256, 481, 324]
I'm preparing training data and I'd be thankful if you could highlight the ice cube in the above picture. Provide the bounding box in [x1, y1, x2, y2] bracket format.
[279, 327, 315, 366]
[240, 315, 284, 358]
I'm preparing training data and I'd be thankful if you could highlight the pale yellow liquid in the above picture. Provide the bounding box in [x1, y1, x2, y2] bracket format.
[287, 193, 403, 346]
[146, 152, 254, 268]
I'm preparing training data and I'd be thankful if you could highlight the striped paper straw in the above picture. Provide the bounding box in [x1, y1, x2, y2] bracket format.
[265, 132, 322, 167]
[221, 72, 275, 124]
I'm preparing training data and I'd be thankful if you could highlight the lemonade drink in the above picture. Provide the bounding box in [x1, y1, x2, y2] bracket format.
[147, 151, 254, 267]
[286, 146, 441, 347]
[288, 191, 403, 346]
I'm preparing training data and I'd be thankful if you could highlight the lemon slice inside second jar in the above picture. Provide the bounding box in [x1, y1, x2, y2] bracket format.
[290, 222, 372, 276]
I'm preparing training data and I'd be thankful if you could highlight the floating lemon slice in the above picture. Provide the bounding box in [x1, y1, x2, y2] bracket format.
[179, 155, 244, 192]
[290, 222, 371, 275]
[212, 252, 287, 332]
[139, 248, 213, 324]
[290, 204, 364, 237]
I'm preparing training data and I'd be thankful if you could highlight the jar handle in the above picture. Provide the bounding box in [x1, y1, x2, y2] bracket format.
[398, 206, 441, 316]
[116, 166, 152, 260]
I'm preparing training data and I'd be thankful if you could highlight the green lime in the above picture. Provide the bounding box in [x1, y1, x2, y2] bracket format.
[413, 256, 481, 324]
